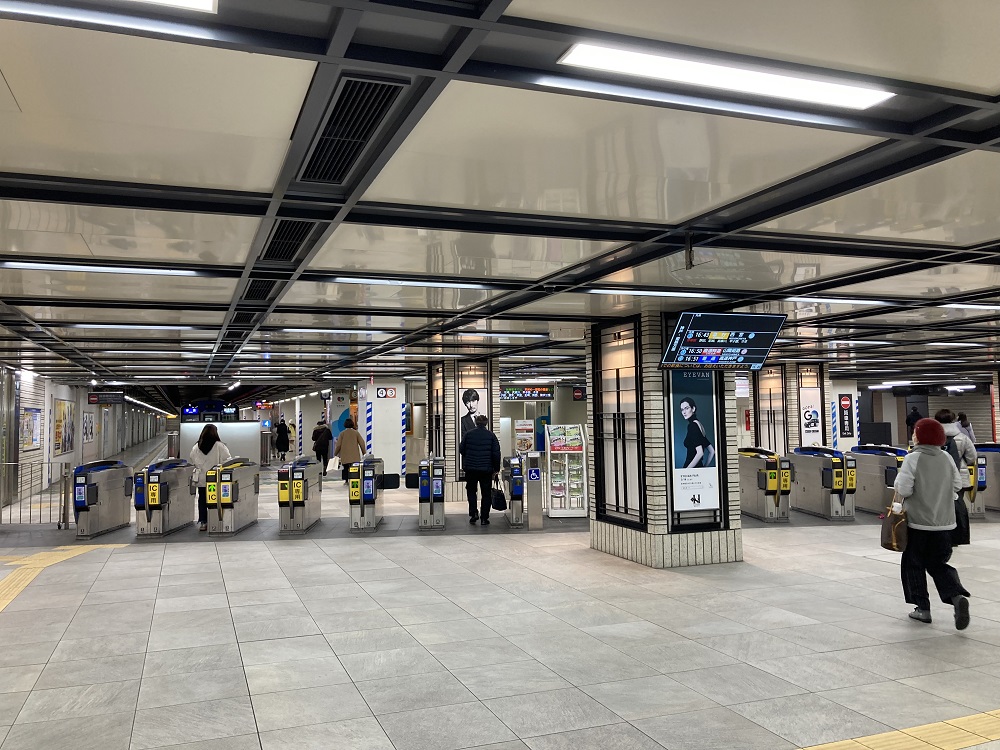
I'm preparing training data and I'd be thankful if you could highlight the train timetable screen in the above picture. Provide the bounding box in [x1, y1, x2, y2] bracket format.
[661, 312, 786, 370]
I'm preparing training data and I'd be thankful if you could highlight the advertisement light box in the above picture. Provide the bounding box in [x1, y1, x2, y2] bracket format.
[661, 312, 786, 371]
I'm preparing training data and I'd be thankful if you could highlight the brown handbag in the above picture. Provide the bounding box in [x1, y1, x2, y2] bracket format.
[881, 493, 908, 552]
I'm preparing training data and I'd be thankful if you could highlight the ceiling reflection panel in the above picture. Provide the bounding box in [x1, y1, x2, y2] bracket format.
[312, 225, 618, 280]
[252, 331, 397, 344]
[264, 313, 429, 329]
[505, 0, 1000, 94]
[510, 292, 689, 317]
[281, 280, 498, 310]
[599, 248, 893, 291]
[17, 306, 226, 326]
[0, 270, 237, 302]
[759, 153, 1000, 245]
[364, 81, 880, 224]
[834, 263, 1000, 298]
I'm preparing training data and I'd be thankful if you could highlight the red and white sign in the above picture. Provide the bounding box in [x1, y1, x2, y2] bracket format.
[840, 396, 852, 410]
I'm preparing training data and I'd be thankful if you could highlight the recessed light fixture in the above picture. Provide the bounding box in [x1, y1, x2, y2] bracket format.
[332, 277, 489, 291]
[786, 297, 889, 306]
[0, 261, 198, 276]
[867, 385, 892, 390]
[941, 303, 1000, 311]
[124, 0, 217, 12]
[927, 342, 986, 348]
[558, 43, 895, 110]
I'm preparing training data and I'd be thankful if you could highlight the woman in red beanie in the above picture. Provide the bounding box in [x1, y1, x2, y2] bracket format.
[893, 418, 971, 629]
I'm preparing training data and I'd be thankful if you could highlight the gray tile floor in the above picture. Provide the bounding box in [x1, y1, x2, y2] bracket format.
[0, 518, 1000, 749]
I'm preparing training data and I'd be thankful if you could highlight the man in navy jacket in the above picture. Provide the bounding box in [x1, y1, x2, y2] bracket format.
[459, 414, 501, 525]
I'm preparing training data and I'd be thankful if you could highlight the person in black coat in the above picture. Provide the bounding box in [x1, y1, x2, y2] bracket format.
[459, 414, 501, 525]
[311, 419, 334, 475]
[275, 418, 291, 461]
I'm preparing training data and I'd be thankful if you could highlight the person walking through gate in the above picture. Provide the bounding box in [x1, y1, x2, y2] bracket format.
[189, 424, 232, 532]
[275, 417, 292, 462]
[893, 418, 971, 629]
[333, 418, 366, 485]
[459, 414, 501, 525]
[905, 406, 922, 442]
[311, 418, 334, 476]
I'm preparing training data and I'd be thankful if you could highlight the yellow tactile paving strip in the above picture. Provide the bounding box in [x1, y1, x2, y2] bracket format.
[805, 709, 1000, 749]
[0, 544, 126, 612]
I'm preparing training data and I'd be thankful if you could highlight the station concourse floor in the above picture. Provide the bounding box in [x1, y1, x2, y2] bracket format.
[0, 515, 998, 748]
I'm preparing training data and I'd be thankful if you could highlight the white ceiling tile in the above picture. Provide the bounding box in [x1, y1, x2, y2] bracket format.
[281, 280, 498, 310]
[311, 224, 618, 279]
[506, 0, 1000, 94]
[0, 269, 237, 302]
[363, 82, 880, 224]
[758, 152, 1000, 245]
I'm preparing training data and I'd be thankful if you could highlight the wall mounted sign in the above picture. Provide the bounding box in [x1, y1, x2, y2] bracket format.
[88, 391, 124, 405]
[499, 385, 554, 401]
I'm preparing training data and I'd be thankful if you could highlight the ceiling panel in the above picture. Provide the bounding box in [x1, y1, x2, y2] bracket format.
[0, 270, 237, 302]
[16, 307, 226, 326]
[265, 313, 430, 329]
[734, 299, 886, 321]
[848, 307, 1000, 326]
[598, 247, 893, 290]
[505, 0, 1000, 94]
[280, 280, 499, 310]
[311, 225, 619, 280]
[510, 292, 690, 317]
[758, 152, 1000, 245]
[363, 81, 880, 224]
[0, 20, 315, 191]
[253, 331, 397, 344]
[50, 329, 221, 341]
[833, 263, 1000, 298]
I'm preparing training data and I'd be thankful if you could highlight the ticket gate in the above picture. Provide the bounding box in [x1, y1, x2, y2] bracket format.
[205, 458, 259, 536]
[134, 459, 196, 537]
[74, 460, 134, 539]
[787, 446, 856, 521]
[848, 445, 906, 515]
[418, 458, 445, 530]
[277, 457, 322, 535]
[349, 456, 384, 532]
[737, 447, 791, 523]
[966, 454, 988, 520]
[503, 456, 526, 528]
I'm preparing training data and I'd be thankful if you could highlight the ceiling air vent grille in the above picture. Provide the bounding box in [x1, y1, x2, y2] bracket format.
[261, 220, 315, 263]
[244, 279, 276, 301]
[301, 77, 405, 184]
[232, 312, 256, 325]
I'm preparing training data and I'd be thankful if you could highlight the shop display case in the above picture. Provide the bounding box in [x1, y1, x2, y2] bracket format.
[545, 424, 588, 517]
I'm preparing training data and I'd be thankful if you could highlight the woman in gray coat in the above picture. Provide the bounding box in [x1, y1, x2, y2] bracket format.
[894, 418, 971, 629]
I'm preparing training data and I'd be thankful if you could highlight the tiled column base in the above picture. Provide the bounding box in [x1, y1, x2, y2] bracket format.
[590, 520, 742, 568]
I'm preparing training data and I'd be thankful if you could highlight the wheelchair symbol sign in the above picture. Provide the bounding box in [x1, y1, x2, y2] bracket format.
[528, 468, 541, 481]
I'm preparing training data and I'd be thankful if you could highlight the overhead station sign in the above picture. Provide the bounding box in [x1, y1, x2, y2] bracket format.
[88, 391, 124, 405]
[499, 385, 555, 401]
[661, 312, 786, 371]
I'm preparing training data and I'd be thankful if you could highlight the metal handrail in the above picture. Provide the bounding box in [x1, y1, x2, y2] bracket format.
[0, 462, 75, 527]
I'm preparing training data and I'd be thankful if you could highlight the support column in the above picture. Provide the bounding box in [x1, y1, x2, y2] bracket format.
[588, 311, 742, 568]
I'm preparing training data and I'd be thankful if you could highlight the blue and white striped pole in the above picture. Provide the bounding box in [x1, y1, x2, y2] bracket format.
[297, 404, 303, 457]
[401, 402, 407, 476]
[830, 400, 838, 451]
[366, 400, 373, 452]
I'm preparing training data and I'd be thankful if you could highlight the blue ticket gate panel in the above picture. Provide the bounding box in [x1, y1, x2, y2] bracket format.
[504, 456, 525, 528]
[418, 458, 445, 530]
[278, 456, 323, 535]
[134, 459, 196, 537]
[205, 458, 260, 536]
[350, 456, 384, 532]
[74, 460, 134, 539]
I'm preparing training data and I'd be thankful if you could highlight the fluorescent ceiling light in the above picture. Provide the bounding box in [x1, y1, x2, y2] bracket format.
[453, 332, 548, 339]
[559, 43, 895, 110]
[333, 277, 488, 290]
[123, 0, 217, 11]
[941, 303, 1000, 311]
[927, 342, 986, 348]
[829, 339, 892, 346]
[586, 288, 722, 299]
[882, 380, 911, 386]
[867, 385, 892, 390]
[125, 395, 172, 416]
[280, 328, 384, 335]
[0, 261, 197, 276]
[73, 324, 195, 331]
[227, 381, 241, 391]
[945, 385, 976, 391]
[785, 297, 889, 306]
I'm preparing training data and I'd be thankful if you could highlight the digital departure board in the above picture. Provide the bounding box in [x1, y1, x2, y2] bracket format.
[499, 385, 555, 401]
[661, 312, 786, 371]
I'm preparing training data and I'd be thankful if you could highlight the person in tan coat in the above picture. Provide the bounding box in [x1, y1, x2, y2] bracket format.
[333, 418, 367, 484]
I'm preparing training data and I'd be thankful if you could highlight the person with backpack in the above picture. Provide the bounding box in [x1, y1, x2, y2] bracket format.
[894, 418, 970, 629]
[957, 412, 977, 444]
[459, 414, 501, 525]
[936, 409, 976, 546]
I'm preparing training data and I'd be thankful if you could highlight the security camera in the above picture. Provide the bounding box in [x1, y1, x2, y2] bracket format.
[320, 389, 332, 400]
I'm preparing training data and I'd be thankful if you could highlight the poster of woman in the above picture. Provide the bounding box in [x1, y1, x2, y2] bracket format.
[669, 370, 720, 512]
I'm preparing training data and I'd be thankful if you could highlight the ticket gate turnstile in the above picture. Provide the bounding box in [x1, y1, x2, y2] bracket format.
[848, 445, 906, 515]
[787, 446, 856, 521]
[738, 448, 791, 522]
[74, 460, 134, 539]
[503, 455, 526, 528]
[349, 456, 384, 532]
[205, 457, 259, 536]
[134, 459, 196, 537]
[278, 456, 322, 535]
[418, 458, 445, 531]
[965, 451, 988, 520]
